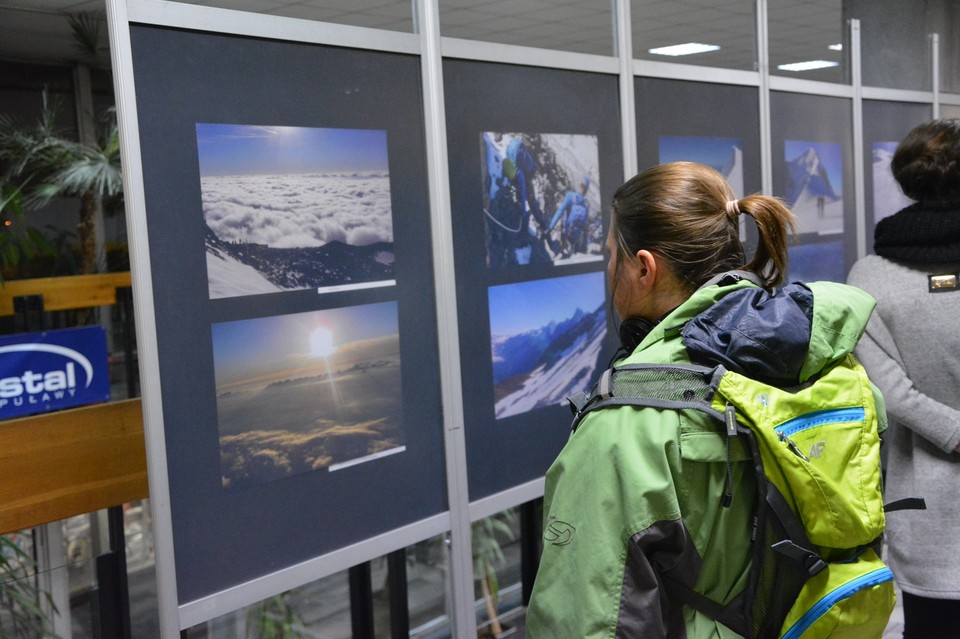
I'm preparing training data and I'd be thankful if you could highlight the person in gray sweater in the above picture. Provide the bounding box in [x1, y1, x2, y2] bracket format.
[847, 118, 960, 639]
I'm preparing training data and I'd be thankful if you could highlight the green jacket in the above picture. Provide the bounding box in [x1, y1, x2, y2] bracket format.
[526, 276, 876, 639]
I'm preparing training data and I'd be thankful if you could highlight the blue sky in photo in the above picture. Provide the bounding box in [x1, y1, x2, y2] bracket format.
[785, 139, 844, 193]
[659, 136, 741, 173]
[212, 302, 398, 378]
[788, 242, 845, 283]
[874, 141, 898, 154]
[488, 272, 605, 337]
[196, 123, 389, 177]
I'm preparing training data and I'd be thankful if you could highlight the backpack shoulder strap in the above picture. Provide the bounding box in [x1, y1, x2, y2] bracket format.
[568, 362, 727, 432]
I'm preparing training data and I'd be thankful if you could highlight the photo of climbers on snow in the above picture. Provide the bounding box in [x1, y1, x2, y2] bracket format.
[480, 132, 602, 269]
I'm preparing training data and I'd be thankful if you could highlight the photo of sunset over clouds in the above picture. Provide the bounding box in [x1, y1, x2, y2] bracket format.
[211, 301, 405, 490]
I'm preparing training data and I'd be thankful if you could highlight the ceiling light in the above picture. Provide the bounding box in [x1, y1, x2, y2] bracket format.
[828, 43, 843, 51]
[777, 60, 840, 72]
[648, 42, 721, 57]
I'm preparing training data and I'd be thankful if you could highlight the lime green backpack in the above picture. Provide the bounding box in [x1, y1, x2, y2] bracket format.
[569, 354, 923, 639]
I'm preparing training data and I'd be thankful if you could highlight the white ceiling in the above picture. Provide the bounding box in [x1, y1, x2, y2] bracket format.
[0, 0, 846, 78]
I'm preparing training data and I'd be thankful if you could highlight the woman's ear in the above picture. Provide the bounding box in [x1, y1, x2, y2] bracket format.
[634, 249, 658, 286]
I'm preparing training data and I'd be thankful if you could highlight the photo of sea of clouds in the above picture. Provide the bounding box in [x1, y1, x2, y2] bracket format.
[195, 123, 396, 299]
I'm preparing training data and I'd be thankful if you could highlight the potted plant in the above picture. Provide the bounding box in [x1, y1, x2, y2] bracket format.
[472, 509, 519, 638]
[246, 590, 308, 639]
[0, 532, 58, 637]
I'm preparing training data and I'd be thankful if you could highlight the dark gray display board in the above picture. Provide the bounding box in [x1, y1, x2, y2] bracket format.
[635, 77, 763, 258]
[771, 92, 855, 283]
[635, 77, 762, 198]
[129, 25, 445, 604]
[443, 60, 622, 501]
[862, 100, 931, 249]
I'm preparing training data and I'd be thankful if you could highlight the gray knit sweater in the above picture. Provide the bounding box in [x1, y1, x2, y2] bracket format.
[847, 254, 960, 598]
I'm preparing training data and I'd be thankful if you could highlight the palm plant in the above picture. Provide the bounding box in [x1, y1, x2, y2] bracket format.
[0, 533, 58, 637]
[472, 509, 519, 638]
[245, 591, 308, 639]
[0, 11, 121, 279]
[0, 183, 56, 281]
[0, 93, 122, 276]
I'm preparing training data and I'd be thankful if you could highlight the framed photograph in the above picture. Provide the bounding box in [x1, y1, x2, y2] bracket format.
[197, 124, 395, 299]
[213, 302, 404, 490]
[784, 139, 844, 236]
[771, 92, 853, 281]
[481, 132, 602, 269]
[489, 272, 607, 420]
[861, 100, 930, 245]
[635, 78, 762, 199]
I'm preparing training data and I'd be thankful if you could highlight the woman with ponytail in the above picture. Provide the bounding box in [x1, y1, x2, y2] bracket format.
[527, 162, 882, 638]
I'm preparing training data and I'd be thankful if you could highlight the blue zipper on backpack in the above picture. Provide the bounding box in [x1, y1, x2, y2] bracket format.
[779, 567, 894, 639]
[776, 407, 865, 438]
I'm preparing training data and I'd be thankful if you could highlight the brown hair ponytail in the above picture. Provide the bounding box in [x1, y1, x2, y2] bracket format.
[611, 162, 796, 292]
[737, 194, 796, 289]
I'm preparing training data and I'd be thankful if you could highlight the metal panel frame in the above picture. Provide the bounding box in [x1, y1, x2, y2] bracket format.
[441, 36, 618, 74]
[105, 0, 959, 634]
[851, 19, 867, 259]
[105, 1, 180, 636]
[415, 0, 476, 636]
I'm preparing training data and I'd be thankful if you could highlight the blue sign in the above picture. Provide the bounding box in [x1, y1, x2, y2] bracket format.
[0, 326, 111, 419]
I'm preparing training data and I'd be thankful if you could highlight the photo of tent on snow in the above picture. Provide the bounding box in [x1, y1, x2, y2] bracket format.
[480, 132, 602, 270]
[195, 123, 396, 299]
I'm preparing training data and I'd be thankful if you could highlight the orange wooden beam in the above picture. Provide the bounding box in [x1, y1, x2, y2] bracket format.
[0, 398, 148, 535]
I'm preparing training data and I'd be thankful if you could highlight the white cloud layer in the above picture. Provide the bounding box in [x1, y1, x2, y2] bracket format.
[201, 172, 393, 248]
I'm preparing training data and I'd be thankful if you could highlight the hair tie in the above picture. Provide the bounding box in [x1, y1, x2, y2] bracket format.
[725, 199, 741, 218]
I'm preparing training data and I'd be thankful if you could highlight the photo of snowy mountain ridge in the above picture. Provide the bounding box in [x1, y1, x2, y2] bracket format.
[489, 273, 606, 419]
[196, 124, 396, 299]
[784, 140, 844, 235]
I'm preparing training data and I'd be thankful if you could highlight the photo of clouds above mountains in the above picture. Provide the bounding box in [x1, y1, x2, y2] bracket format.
[195, 123, 396, 299]
[212, 302, 405, 490]
[784, 140, 844, 236]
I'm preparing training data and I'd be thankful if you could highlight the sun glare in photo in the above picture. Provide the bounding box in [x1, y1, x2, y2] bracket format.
[310, 326, 337, 358]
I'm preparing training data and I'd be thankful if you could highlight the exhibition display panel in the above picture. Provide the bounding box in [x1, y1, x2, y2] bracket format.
[635, 78, 763, 205]
[770, 91, 855, 283]
[443, 60, 622, 502]
[121, 20, 446, 610]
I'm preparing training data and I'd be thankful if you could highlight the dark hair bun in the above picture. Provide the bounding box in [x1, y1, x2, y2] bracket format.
[892, 119, 960, 202]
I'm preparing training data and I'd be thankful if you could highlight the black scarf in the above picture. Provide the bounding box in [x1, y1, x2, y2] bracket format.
[874, 201, 960, 263]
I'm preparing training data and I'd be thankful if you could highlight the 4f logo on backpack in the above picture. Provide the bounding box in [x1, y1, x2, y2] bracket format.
[808, 441, 826, 459]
